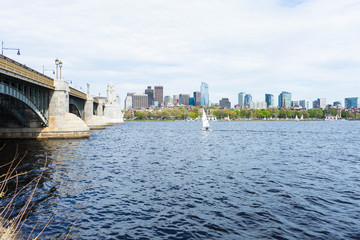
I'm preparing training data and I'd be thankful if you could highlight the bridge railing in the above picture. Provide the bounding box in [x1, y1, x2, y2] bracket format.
[0, 54, 54, 89]
[69, 87, 87, 100]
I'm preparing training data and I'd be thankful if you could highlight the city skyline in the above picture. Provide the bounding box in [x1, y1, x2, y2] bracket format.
[1, 1, 360, 106]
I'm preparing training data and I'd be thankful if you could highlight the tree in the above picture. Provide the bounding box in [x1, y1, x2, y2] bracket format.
[172, 109, 183, 119]
[190, 108, 200, 118]
[341, 110, 348, 118]
[240, 109, 249, 118]
[162, 109, 171, 119]
[189, 112, 197, 119]
[278, 108, 286, 118]
[124, 111, 132, 120]
[135, 111, 147, 120]
[315, 109, 323, 118]
[286, 110, 292, 118]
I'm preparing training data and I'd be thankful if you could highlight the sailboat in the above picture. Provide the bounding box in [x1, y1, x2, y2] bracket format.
[295, 115, 299, 121]
[202, 109, 211, 131]
[300, 115, 304, 120]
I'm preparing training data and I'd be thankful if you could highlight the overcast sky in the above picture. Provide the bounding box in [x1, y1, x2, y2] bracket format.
[1, 0, 359, 107]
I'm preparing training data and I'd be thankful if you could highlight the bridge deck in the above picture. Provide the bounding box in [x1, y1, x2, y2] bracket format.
[0, 54, 54, 89]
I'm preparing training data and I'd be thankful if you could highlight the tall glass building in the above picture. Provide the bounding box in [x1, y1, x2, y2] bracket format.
[238, 92, 245, 106]
[299, 100, 311, 109]
[265, 94, 274, 107]
[200, 82, 209, 106]
[244, 94, 252, 106]
[345, 97, 359, 108]
[278, 91, 291, 108]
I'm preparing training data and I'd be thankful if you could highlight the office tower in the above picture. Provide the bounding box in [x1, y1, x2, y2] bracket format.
[278, 91, 291, 108]
[333, 101, 342, 107]
[345, 97, 359, 108]
[124, 92, 135, 110]
[313, 98, 326, 109]
[154, 86, 163, 106]
[193, 91, 201, 106]
[173, 95, 179, 106]
[189, 97, 195, 106]
[200, 82, 209, 106]
[244, 94, 252, 106]
[164, 96, 173, 107]
[179, 94, 190, 105]
[291, 101, 299, 108]
[299, 100, 311, 109]
[249, 102, 267, 110]
[265, 94, 274, 108]
[219, 98, 231, 109]
[132, 93, 148, 109]
[299, 100, 306, 109]
[145, 86, 154, 107]
[238, 92, 245, 106]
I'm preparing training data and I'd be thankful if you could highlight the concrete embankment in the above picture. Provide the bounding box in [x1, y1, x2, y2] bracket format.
[0, 113, 90, 139]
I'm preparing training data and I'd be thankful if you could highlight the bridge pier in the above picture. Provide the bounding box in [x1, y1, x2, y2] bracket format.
[84, 93, 107, 130]
[40, 78, 90, 138]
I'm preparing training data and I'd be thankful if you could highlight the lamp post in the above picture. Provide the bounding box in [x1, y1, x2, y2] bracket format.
[1, 41, 21, 55]
[55, 59, 59, 79]
[59, 61, 63, 79]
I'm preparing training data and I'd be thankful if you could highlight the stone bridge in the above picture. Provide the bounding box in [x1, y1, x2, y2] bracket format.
[0, 54, 123, 138]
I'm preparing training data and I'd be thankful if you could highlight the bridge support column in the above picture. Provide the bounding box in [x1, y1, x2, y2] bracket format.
[84, 85, 107, 129]
[40, 79, 90, 138]
[48, 79, 69, 128]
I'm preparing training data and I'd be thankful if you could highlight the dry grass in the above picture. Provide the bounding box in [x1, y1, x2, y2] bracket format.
[0, 144, 79, 240]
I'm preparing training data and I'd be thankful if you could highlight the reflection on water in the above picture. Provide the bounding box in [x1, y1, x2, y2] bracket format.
[0, 120, 360, 239]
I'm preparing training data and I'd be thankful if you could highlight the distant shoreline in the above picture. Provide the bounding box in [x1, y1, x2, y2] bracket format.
[123, 119, 357, 122]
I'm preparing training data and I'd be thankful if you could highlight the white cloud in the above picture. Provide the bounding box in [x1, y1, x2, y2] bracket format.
[1, 0, 359, 106]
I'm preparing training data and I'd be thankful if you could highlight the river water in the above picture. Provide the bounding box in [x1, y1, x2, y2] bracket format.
[0, 120, 359, 239]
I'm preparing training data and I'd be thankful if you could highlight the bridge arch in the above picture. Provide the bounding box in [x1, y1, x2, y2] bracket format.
[0, 82, 48, 126]
[69, 97, 84, 119]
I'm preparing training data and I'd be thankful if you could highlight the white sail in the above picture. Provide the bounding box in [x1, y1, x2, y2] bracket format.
[202, 109, 210, 128]
[300, 115, 304, 120]
[295, 115, 299, 121]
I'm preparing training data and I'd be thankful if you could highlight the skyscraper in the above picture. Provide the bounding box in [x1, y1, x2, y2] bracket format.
[299, 100, 311, 109]
[132, 94, 148, 109]
[278, 91, 291, 108]
[164, 96, 173, 107]
[219, 98, 231, 109]
[244, 94, 252, 106]
[124, 93, 134, 110]
[238, 92, 245, 106]
[200, 82, 209, 106]
[154, 86, 163, 106]
[173, 95, 179, 106]
[265, 94, 274, 108]
[193, 91, 201, 106]
[345, 97, 359, 108]
[145, 86, 154, 107]
[179, 94, 190, 105]
[313, 98, 326, 109]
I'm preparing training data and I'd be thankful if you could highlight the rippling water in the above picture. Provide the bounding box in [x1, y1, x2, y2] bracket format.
[1, 120, 360, 239]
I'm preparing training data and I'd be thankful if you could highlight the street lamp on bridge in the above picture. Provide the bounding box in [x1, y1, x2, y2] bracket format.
[1, 41, 21, 55]
[55, 59, 63, 79]
[59, 61, 63, 79]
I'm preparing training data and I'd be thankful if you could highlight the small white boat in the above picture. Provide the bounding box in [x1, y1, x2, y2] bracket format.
[295, 115, 299, 121]
[202, 109, 211, 131]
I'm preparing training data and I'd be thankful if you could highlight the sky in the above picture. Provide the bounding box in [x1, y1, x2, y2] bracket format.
[1, 0, 360, 107]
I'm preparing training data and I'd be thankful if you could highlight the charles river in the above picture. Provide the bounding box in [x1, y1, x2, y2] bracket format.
[1, 120, 359, 239]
